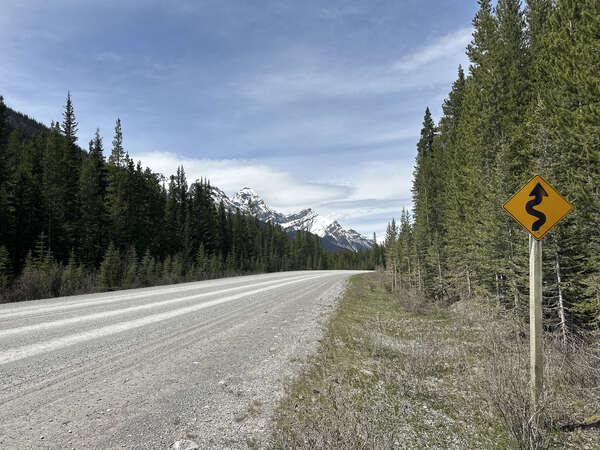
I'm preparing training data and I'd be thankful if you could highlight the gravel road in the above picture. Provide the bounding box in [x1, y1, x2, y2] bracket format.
[0, 270, 366, 449]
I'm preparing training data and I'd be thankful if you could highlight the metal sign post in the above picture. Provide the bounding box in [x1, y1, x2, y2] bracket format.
[504, 175, 573, 411]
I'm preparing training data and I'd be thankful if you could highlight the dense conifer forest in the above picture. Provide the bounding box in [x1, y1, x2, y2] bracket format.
[0, 94, 378, 302]
[384, 0, 599, 334]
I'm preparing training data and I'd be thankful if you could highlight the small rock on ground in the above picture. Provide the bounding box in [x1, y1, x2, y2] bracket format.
[171, 439, 199, 450]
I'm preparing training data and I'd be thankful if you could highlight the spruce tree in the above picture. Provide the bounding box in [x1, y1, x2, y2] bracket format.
[59, 92, 82, 260]
[105, 119, 128, 248]
[61, 92, 78, 145]
[412, 107, 444, 295]
[79, 129, 107, 268]
[108, 118, 125, 168]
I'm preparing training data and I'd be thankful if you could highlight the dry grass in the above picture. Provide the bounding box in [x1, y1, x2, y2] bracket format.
[268, 273, 600, 449]
[461, 303, 600, 449]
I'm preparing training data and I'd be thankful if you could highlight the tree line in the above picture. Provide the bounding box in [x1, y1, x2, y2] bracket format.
[384, 0, 599, 335]
[0, 94, 376, 302]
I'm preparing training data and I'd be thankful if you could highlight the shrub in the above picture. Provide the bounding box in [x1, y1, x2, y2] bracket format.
[99, 242, 121, 289]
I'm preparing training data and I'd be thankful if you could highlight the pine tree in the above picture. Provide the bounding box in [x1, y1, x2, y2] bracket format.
[42, 122, 66, 257]
[123, 245, 138, 287]
[196, 244, 208, 278]
[138, 249, 154, 286]
[60, 249, 81, 296]
[384, 219, 398, 290]
[105, 119, 128, 248]
[412, 107, 444, 295]
[61, 92, 78, 145]
[79, 129, 107, 267]
[108, 118, 125, 168]
[99, 242, 121, 288]
[59, 92, 82, 260]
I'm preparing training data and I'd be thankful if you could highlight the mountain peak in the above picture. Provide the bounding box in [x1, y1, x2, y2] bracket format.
[233, 186, 260, 200]
[232, 187, 266, 208]
[238, 186, 258, 195]
[212, 186, 373, 252]
[229, 187, 286, 224]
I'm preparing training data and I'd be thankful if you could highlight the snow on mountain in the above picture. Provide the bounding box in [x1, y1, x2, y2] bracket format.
[279, 208, 333, 237]
[210, 186, 373, 252]
[211, 186, 237, 211]
[321, 221, 375, 252]
[230, 187, 287, 223]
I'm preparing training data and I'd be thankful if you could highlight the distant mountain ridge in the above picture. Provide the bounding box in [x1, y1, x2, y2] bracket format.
[212, 186, 374, 252]
[4, 104, 49, 140]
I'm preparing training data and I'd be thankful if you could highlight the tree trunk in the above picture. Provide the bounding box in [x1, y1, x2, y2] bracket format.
[554, 251, 568, 345]
[495, 272, 500, 303]
[437, 249, 443, 298]
[466, 267, 471, 299]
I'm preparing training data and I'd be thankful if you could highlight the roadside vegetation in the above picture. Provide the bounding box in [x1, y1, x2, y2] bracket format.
[0, 230, 373, 303]
[270, 273, 599, 449]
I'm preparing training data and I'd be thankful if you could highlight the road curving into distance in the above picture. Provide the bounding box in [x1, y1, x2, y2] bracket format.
[0, 270, 367, 449]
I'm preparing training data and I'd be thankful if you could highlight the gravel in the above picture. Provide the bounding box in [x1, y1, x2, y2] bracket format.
[0, 270, 362, 449]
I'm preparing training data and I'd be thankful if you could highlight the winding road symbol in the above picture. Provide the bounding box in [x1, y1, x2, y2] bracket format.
[526, 182, 548, 231]
[503, 175, 573, 240]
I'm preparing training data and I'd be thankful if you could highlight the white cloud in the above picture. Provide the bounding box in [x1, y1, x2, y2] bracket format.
[130, 151, 352, 211]
[314, 160, 414, 219]
[392, 27, 473, 73]
[242, 114, 420, 150]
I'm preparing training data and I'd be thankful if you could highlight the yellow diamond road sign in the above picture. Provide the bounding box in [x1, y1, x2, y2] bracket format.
[503, 175, 573, 240]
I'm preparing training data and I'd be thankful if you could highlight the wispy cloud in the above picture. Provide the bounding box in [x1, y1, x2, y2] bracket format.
[240, 114, 420, 152]
[130, 151, 352, 210]
[236, 27, 471, 104]
[392, 27, 472, 72]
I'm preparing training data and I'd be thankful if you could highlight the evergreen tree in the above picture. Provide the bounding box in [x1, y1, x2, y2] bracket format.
[108, 118, 125, 168]
[105, 119, 128, 248]
[59, 92, 82, 259]
[412, 107, 444, 295]
[99, 242, 121, 288]
[79, 129, 107, 267]
[61, 91, 78, 145]
[42, 122, 66, 258]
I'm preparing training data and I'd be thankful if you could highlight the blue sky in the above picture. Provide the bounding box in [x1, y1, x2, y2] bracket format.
[2, 0, 477, 241]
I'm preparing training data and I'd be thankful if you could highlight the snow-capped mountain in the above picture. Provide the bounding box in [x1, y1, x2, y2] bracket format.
[211, 186, 373, 252]
[231, 187, 287, 224]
